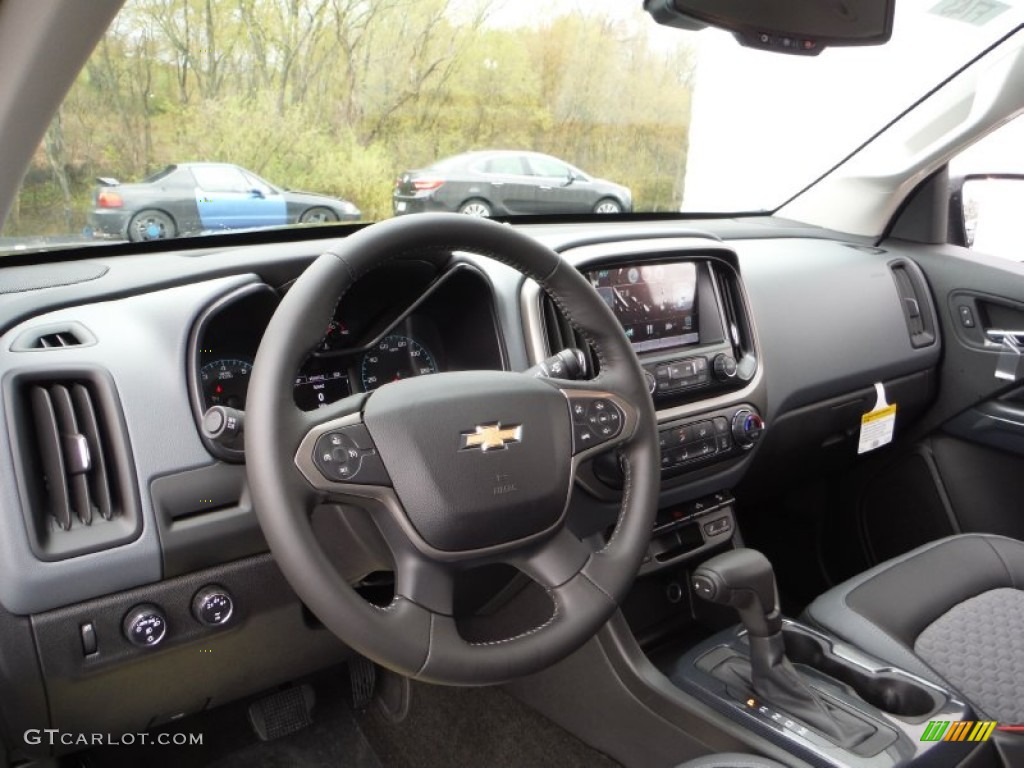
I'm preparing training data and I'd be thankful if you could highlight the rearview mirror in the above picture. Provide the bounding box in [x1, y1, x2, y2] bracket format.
[645, 0, 894, 56]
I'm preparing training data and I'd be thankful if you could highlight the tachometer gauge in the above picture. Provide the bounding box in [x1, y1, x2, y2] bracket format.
[200, 358, 253, 408]
[360, 335, 437, 391]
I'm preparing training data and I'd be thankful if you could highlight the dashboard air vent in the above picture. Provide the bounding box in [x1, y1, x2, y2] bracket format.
[5, 369, 141, 560]
[540, 293, 598, 376]
[889, 261, 936, 348]
[10, 321, 96, 352]
[29, 382, 113, 529]
[712, 263, 757, 374]
[34, 331, 83, 348]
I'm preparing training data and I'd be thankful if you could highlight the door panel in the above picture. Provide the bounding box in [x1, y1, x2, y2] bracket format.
[897, 242, 1024, 540]
[191, 165, 286, 231]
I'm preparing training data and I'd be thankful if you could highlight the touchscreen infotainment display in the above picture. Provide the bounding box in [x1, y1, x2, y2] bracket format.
[587, 263, 699, 353]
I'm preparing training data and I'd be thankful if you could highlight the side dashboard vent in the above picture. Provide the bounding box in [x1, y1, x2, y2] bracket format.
[540, 293, 599, 376]
[6, 370, 141, 560]
[711, 263, 758, 379]
[889, 261, 936, 348]
[10, 321, 96, 352]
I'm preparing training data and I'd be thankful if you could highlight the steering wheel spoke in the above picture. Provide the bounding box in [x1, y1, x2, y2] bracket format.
[293, 406, 394, 493]
[392, 550, 457, 616]
[509, 529, 592, 590]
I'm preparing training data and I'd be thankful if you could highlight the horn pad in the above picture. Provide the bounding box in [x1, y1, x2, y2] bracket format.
[364, 371, 572, 552]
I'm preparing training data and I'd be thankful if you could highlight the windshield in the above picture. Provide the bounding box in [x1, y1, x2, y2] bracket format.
[2, 0, 1023, 251]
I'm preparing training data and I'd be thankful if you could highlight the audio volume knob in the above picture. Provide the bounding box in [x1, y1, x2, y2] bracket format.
[192, 585, 234, 627]
[713, 354, 738, 380]
[731, 408, 764, 449]
[123, 604, 168, 648]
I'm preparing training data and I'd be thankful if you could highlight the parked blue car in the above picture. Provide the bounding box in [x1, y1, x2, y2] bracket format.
[89, 162, 360, 241]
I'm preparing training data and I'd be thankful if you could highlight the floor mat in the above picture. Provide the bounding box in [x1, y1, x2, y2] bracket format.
[75, 669, 381, 768]
[357, 678, 621, 768]
[71, 664, 618, 768]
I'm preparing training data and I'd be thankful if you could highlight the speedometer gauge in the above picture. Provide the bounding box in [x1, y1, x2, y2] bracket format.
[200, 358, 253, 408]
[360, 335, 437, 391]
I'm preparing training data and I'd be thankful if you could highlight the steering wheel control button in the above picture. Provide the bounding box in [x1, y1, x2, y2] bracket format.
[193, 586, 234, 627]
[123, 605, 168, 649]
[570, 397, 624, 452]
[313, 424, 390, 485]
[574, 423, 597, 449]
[571, 401, 589, 422]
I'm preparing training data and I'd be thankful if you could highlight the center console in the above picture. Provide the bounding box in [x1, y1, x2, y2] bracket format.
[663, 549, 971, 768]
[524, 241, 766, 577]
[532, 245, 765, 490]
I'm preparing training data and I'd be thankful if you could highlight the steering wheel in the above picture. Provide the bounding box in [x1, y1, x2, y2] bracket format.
[245, 213, 658, 685]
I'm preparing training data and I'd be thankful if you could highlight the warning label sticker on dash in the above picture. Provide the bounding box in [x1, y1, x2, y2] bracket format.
[858, 404, 897, 454]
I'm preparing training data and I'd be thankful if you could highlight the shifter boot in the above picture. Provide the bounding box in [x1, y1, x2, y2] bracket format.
[713, 634, 875, 750]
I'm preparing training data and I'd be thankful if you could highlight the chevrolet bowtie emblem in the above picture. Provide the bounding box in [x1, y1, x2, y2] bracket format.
[459, 422, 523, 452]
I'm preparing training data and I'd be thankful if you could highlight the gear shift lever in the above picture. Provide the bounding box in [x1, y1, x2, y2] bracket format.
[693, 548, 781, 637]
[693, 549, 874, 748]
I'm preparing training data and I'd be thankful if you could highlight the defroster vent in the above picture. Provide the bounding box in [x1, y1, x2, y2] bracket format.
[6, 369, 141, 560]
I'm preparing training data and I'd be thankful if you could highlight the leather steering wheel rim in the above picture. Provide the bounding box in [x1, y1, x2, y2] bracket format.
[245, 213, 658, 684]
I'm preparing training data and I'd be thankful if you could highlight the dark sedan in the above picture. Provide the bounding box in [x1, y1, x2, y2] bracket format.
[393, 151, 632, 218]
[89, 162, 360, 241]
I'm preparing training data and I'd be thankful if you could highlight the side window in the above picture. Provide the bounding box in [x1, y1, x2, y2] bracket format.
[242, 171, 274, 196]
[192, 166, 250, 193]
[483, 156, 527, 175]
[527, 155, 570, 178]
[949, 114, 1024, 260]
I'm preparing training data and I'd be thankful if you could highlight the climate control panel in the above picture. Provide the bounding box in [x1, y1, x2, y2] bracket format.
[658, 405, 763, 476]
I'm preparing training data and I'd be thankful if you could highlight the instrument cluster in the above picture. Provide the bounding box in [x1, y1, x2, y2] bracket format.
[191, 261, 505, 433]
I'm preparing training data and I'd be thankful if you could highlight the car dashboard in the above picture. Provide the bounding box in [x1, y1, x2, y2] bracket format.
[0, 217, 942, 756]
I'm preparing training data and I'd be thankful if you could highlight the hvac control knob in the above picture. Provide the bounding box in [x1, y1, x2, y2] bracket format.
[731, 409, 764, 449]
[192, 585, 234, 627]
[123, 604, 168, 648]
[713, 353, 738, 380]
